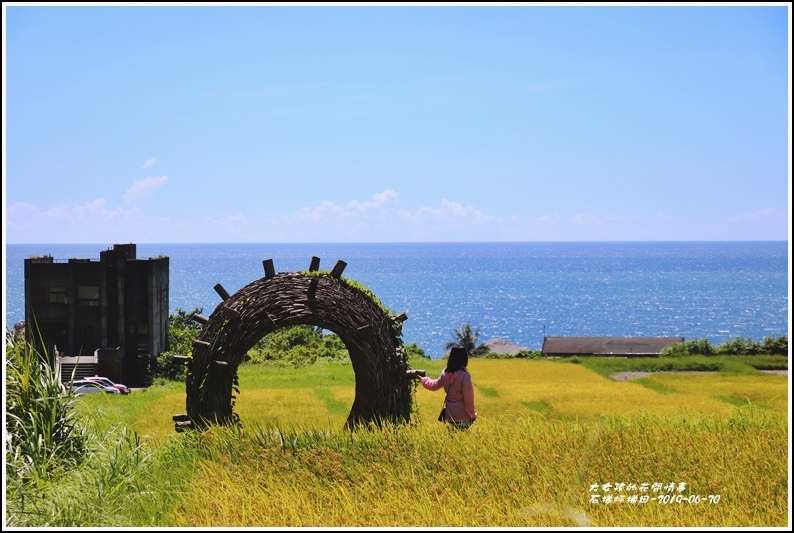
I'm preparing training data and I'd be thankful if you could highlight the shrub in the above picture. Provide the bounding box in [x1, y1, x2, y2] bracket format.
[686, 338, 715, 356]
[760, 335, 788, 356]
[661, 338, 715, 358]
[5, 330, 89, 482]
[716, 337, 761, 356]
[245, 325, 349, 366]
[658, 336, 788, 358]
[713, 335, 787, 356]
[660, 342, 692, 358]
[514, 349, 543, 359]
[405, 343, 430, 360]
[155, 307, 204, 382]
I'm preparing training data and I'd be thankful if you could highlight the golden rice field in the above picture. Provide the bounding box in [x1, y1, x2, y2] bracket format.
[101, 358, 790, 528]
[126, 358, 788, 439]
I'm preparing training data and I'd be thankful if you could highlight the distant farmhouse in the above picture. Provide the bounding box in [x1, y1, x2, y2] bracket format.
[541, 336, 684, 357]
[24, 243, 169, 387]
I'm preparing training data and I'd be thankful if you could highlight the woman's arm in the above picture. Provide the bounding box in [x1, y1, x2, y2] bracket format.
[419, 373, 445, 391]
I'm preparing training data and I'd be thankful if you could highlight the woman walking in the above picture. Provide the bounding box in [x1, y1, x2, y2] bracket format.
[411, 346, 477, 429]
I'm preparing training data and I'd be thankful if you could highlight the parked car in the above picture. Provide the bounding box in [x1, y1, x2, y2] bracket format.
[83, 376, 130, 394]
[68, 380, 122, 396]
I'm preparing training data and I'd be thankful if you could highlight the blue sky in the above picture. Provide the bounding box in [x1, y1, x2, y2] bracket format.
[3, 3, 791, 244]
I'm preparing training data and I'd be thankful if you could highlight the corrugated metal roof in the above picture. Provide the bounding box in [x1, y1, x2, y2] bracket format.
[541, 336, 684, 356]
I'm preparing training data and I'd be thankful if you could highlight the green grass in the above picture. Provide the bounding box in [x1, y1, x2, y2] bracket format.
[313, 387, 352, 417]
[478, 386, 500, 398]
[631, 378, 679, 395]
[520, 400, 551, 414]
[6, 357, 789, 527]
[713, 394, 758, 408]
[569, 354, 788, 378]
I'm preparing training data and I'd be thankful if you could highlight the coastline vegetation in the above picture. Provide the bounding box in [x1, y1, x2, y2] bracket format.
[4, 315, 789, 528]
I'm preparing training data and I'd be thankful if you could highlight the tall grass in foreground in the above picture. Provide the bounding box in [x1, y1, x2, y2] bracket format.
[4, 424, 170, 527]
[171, 409, 787, 527]
[6, 409, 787, 527]
[5, 332, 88, 483]
[5, 358, 789, 527]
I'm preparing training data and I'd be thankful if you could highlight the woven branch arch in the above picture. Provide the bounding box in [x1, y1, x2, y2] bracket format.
[174, 257, 413, 431]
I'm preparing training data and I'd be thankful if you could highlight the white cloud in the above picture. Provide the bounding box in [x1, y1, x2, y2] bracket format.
[8, 199, 128, 222]
[347, 189, 399, 212]
[123, 176, 169, 202]
[290, 190, 399, 222]
[73, 198, 119, 219]
[7, 201, 39, 217]
[279, 191, 497, 242]
[290, 200, 350, 222]
[5, 198, 147, 243]
[291, 191, 492, 226]
[142, 157, 159, 169]
[400, 199, 493, 224]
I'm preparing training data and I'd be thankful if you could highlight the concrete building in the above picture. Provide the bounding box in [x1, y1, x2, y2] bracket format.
[24, 243, 169, 387]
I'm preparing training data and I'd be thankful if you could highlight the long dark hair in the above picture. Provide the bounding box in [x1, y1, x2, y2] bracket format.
[445, 346, 469, 373]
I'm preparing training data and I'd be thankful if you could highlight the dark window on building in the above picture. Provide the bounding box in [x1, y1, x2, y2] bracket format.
[48, 287, 67, 304]
[77, 285, 100, 307]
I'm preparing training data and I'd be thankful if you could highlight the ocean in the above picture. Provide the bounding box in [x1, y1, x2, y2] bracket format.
[4, 242, 789, 357]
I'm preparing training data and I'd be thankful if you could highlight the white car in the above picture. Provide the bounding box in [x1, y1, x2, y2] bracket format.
[83, 376, 130, 394]
[68, 380, 122, 395]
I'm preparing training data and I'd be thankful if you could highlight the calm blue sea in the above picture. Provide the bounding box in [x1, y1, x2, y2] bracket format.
[4, 242, 789, 357]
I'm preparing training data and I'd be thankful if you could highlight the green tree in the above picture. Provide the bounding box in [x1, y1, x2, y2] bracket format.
[245, 325, 349, 366]
[405, 342, 430, 360]
[445, 323, 488, 356]
[156, 307, 204, 381]
[761, 335, 788, 356]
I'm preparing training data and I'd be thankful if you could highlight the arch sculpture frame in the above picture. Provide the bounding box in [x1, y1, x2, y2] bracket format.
[174, 257, 413, 431]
